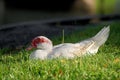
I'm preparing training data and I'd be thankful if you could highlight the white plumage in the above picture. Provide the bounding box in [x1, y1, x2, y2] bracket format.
[27, 26, 110, 59]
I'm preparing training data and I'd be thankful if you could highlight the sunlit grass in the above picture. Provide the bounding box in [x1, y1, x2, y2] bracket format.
[0, 21, 120, 80]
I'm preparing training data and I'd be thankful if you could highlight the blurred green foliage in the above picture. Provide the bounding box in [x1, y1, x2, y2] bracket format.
[96, 0, 116, 14]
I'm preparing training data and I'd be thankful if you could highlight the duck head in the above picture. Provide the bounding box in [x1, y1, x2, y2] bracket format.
[27, 36, 53, 52]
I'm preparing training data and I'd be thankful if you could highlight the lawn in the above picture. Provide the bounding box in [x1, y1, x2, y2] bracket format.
[0, 21, 120, 80]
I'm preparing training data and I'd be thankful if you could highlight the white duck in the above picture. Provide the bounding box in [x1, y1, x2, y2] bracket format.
[27, 26, 110, 59]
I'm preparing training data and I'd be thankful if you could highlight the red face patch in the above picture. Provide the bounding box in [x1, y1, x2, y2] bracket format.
[31, 37, 48, 48]
[31, 38, 40, 48]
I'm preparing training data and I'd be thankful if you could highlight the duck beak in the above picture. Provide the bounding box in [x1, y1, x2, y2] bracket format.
[26, 45, 34, 50]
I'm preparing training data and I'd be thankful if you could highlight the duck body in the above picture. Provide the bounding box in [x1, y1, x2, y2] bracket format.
[48, 26, 110, 59]
[27, 26, 110, 60]
[29, 50, 48, 60]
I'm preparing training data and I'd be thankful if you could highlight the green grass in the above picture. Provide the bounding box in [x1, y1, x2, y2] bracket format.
[0, 22, 120, 80]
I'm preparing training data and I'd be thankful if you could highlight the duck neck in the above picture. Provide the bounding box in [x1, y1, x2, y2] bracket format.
[36, 43, 53, 52]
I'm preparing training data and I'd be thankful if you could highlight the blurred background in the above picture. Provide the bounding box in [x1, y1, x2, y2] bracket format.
[0, 0, 120, 48]
[0, 0, 120, 25]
